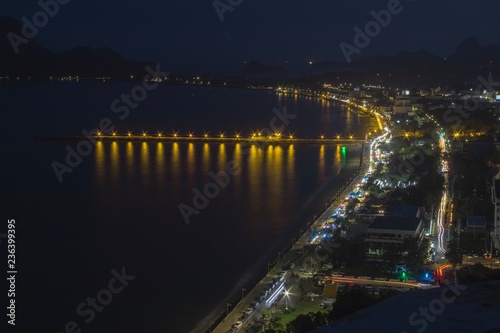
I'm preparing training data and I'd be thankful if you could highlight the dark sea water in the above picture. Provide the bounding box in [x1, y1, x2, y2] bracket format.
[0, 82, 376, 333]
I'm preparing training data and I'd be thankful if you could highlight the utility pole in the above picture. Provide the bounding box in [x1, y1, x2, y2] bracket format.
[491, 223, 495, 269]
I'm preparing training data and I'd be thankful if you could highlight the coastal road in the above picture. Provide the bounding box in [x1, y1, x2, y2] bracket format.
[211, 128, 390, 333]
[435, 137, 450, 260]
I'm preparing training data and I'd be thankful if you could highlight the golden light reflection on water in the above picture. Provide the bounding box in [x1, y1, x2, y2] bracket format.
[171, 142, 180, 190]
[218, 143, 226, 171]
[95, 141, 105, 180]
[248, 144, 263, 211]
[111, 141, 119, 182]
[202, 143, 210, 172]
[335, 144, 342, 174]
[187, 143, 196, 188]
[233, 143, 242, 192]
[156, 142, 165, 188]
[274, 146, 284, 212]
[93, 142, 355, 229]
[126, 142, 134, 178]
[141, 142, 150, 185]
[319, 145, 325, 180]
[287, 145, 296, 192]
[265, 145, 284, 214]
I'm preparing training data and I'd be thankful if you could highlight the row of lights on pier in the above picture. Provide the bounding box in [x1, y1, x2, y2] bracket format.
[97, 131, 355, 140]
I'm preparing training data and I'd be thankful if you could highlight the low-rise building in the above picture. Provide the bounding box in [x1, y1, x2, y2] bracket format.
[492, 176, 500, 252]
[466, 216, 487, 239]
[394, 96, 412, 115]
[365, 216, 425, 254]
[385, 204, 424, 218]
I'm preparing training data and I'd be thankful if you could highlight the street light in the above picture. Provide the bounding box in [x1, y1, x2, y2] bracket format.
[284, 289, 290, 310]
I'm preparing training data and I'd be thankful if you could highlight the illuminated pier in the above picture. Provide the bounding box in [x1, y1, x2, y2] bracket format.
[36, 132, 367, 144]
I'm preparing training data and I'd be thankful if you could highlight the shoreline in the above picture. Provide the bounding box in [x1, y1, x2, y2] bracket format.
[203, 142, 369, 333]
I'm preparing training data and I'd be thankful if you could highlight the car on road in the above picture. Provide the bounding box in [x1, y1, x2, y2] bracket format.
[351, 284, 362, 291]
[244, 308, 253, 315]
[364, 285, 374, 294]
[232, 321, 242, 328]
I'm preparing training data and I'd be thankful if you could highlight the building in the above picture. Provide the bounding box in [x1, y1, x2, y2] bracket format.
[492, 176, 500, 252]
[365, 216, 425, 254]
[311, 280, 500, 333]
[451, 141, 500, 159]
[385, 204, 424, 218]
[466, 216, 487, 239]
[393, 96, 412, 115]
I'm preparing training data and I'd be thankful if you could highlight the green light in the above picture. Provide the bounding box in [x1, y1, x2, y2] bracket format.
[341, 146, 347, 168]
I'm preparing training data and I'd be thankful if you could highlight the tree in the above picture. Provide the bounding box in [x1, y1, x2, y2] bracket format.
[445, 235, 464, 269]
[328, 291, 378, 322]
[381, 243, 404, 266]
[403, 237, 429, 268]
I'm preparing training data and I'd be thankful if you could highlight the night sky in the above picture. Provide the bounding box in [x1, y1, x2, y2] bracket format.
[2, 0, 500, 72]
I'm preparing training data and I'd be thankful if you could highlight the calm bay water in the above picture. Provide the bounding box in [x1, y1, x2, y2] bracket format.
[0, 82, 376, 332]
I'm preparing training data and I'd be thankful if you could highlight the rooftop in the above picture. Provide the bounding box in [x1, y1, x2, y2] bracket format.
[311, 280, 500, 333]
[385, 204, 421, 218]
[495, 179, 500, 201]
[467, 216, 487, 227]
[368, 216, 422, 232]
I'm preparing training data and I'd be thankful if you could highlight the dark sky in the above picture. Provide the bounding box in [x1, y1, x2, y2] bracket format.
[2, 0, 500, 72]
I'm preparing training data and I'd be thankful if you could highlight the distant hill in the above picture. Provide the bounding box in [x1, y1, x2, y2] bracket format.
[350, 49, 443, 71]
[248, 37, 500, 87]
[243, 60, 285, 73]
[319, 38, 500, 87]
[0, 16, 154, 79]
[447, 36, 500, 68]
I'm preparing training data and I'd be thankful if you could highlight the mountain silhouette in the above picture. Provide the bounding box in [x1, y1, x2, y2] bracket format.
[0, 16, 154, 79]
